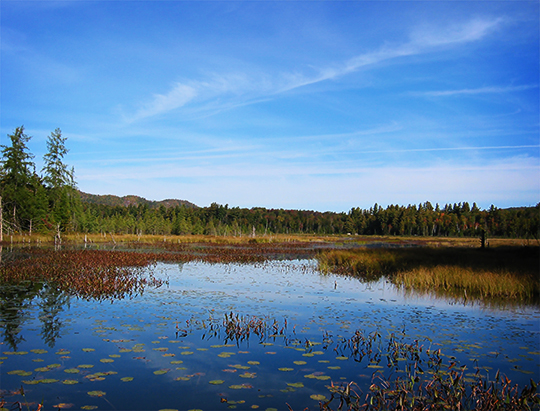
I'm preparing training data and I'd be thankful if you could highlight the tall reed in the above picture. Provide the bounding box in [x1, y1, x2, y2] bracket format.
[317, 246, 540, 303]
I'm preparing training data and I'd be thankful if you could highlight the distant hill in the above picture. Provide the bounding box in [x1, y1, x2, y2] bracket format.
[78, 191, 198, 209]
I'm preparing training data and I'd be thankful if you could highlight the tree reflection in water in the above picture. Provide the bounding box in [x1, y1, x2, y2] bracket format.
[0, 281, 69, 350]
[37, 283, 70, 347]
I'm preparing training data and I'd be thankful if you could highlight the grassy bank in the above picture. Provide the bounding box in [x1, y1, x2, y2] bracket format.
[317, 246, 540, 303]
[1, 232, 534, 247]
[1, 232, 339, 246]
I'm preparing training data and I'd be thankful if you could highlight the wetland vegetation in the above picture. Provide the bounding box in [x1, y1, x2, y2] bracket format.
[317, 245, 540, 304]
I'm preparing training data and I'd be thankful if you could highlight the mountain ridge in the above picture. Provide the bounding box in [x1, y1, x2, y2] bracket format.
[78, 191, 198, 209]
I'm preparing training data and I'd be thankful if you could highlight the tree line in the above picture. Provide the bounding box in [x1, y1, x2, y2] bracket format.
[1, 126, 538, 239]
[78, 201, 539, 239]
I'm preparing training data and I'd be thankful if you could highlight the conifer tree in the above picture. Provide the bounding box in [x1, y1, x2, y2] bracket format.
[42, 128, 81, 232]
[0, 126, 42, 232]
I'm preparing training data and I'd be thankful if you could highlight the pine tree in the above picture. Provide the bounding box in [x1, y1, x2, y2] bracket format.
[0, 126, 42, 232]
[41, 128, 81, 232]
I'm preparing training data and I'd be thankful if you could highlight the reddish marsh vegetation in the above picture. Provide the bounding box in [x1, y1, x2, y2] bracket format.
[0, 241, 318, 300]
[0, 249, 164, 300]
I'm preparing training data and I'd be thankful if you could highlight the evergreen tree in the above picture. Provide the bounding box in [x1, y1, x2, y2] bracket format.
[0, 126, 43, 232]
[41, 128, 81, 231]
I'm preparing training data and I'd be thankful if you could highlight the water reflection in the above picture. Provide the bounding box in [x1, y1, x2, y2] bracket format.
[37, 283, 70, 347]
[0, 282, 69, 350]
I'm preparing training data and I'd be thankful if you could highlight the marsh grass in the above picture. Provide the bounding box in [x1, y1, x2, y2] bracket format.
[317, 246, 540, 303]
[5, 232, 532, 247]
[4, 232, 341, 246]
[395, 265, 536, 301]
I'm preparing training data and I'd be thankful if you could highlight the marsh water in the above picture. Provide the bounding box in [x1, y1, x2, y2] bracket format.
[1, 258, 539, 410]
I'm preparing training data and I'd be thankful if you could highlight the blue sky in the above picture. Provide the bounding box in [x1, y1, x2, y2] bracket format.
[1, 1, 539, 212]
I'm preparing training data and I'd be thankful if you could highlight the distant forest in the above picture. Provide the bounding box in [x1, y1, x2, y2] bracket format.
[79, 199, 539, 239]
[1, 126, 539, 239]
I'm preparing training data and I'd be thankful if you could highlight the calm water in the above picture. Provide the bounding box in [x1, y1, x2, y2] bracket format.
[1, 260, 539, 410]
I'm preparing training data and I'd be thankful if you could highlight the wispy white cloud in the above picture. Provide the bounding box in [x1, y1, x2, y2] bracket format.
[129, 82, 197, 122]
[417, 84, 539, 97]
[347, 144, 540, 155]
[278, 17, 504, 92]
[127, 17, 504, 122]
[409, 18, 504, 48]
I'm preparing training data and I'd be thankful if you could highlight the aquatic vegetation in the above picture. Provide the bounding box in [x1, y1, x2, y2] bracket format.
[221, 312, 287, 345]
[324, 372, 539, 410]
[0, 248, 165, 300]
[317, 246, 540, 303]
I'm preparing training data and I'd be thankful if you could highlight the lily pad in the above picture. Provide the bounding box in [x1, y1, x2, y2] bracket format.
[62, 380, 79, 385]
[64, 368, 80, 374]
[8, 370, 32, 376]
[310, 394, 328, 401]
[52, 403, 74, 409]
[88, 391, 106, 397]
[121, 377, 134, 382]
[209, 380, 225, 385]
[230, 364, 250, 370]
[229, 384, 253, 389]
